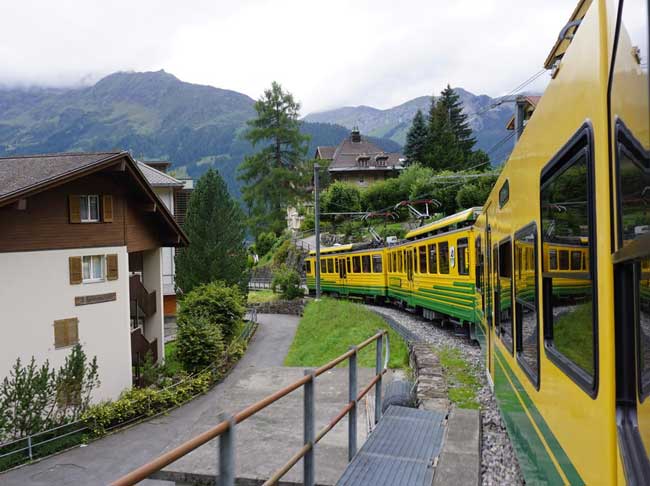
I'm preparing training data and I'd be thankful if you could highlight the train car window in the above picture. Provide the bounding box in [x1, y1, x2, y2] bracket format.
[335, 259, 339, 273]
[499, 180, 510, 208]
[541, 137, 596, 392]
[347, 257, 351, 273]
[305, 260, 312, 274]
[640, 257, 650, 398]
[413, 249, 418, 273]
[515, 224, 539, 387]
[559, 250, 570, 270]
[458, 238, 469, 276]
[372, 255, 382, 273]
[439, 242, 450, 274]
[419, 246, 428, 274]
[362, 255, 371, 273]
[327, 259, 334, 274]
[498, 239, 514, 353]
[549, 249, 558, 270]
[321, 259, 326, 273]
[352, 256, 361, 273]
[399, 252, 403, 273]
[571, 251, 582, 271]
[428, 244, 438, 274]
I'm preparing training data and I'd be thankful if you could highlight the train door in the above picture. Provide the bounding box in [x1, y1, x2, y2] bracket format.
[405, 249, 415, 302]
[338, 257, 348, 295]
[485, 212, 493, 375]
[610, 0, 650, 481]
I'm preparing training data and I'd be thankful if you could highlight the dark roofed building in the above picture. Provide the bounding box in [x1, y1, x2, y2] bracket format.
[315, 129, 404, 187]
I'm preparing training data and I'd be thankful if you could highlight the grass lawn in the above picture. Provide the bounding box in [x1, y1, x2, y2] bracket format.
[164, 340, 183, 376]
[438, 346, 480, 409]
[553, 302, 594, 375]
[248, 290, 279, 305]
[284, 298, 409, 369]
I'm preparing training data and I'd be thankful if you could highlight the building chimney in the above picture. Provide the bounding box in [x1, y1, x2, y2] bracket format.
[350, 127, 361, 143]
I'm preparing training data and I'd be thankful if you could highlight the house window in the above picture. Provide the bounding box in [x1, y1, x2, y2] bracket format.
[82, 255, 105, 282]
[80, 195, 100, 222]
[54, 318, 79, 349]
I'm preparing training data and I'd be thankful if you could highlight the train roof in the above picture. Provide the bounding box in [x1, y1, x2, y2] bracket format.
[405, 207, 482, 240]
[308, 242, 381, 256]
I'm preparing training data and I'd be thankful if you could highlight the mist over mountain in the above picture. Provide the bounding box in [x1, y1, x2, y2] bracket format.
[0, 70, 402, 196]
[0, 72, 522, 198]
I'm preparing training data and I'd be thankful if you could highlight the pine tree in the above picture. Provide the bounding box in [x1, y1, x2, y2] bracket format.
[175, 169, 248, 292]
[238, 81, 310, 236]
[404, 109, 428, 165]
[437, 85, 476, 156]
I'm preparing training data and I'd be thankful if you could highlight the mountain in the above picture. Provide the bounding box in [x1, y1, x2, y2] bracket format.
[303, 88, 521, 164]
[0, 70, 399, 197]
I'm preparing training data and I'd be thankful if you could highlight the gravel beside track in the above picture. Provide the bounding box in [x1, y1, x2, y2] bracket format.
[368, 305, 524, 486]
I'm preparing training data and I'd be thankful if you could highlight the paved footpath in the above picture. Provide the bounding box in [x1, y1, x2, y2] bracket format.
[0, 314, 300, 486]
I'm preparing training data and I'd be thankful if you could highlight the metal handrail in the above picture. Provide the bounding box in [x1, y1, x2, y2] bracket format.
[111, 330, 389, 486]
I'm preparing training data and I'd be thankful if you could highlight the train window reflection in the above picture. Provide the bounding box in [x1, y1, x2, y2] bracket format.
[639, 257, 650, 397]
[372, 255, 383, 273]
[327, 259, 334, 274]
[419, 246, 428, 274]
[515, 226, 539, 385]
[619, 146, 650, 245]
[498, 239, 514, 353]
[541, 151, 595, 381]
[352, 256, 361, 273]
[362, 255, 371, 273]
[458, 238, 470, 276]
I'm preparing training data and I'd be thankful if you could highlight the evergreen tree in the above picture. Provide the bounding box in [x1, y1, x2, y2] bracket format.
[425, 85, 482, 170]
[175, 169, 248, 292]
[403, 109, 428, 165]
[238, 81, 310, 236]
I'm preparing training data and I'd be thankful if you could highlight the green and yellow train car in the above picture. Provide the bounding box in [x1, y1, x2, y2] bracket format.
[304, 243, 387, 299]
[473, 0, 650, 483]
[385, 207, 482, 328]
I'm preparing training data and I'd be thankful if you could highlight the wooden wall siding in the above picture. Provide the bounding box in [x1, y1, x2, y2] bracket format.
[0, 173, 126, 253]
[0, 169, 177, 253]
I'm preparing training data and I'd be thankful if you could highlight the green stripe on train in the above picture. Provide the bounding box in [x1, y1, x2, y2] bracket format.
[494, 348, 583, 485]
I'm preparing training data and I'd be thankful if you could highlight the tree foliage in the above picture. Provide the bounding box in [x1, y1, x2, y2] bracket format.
[403, 109, 428, 165]
[239, 82, 310, 236]
[321, 181, 362, 214]
[175, 169, 248, 293]
[0, 345, 99, 441]
[255, 232, 277, 257]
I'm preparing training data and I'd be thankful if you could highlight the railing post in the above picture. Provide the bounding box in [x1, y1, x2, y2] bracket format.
[348, 346, 357, 461]
[375, 332, 383, 424]
[304, 370, 315, 486]
[27, 435, 33, 461]
[218, 414, 236, 486]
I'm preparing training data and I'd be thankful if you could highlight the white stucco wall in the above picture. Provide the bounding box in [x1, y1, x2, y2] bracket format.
[154, 187, 176, 294]
[0, 246, 132, 402]
[142, 247, 164, 362]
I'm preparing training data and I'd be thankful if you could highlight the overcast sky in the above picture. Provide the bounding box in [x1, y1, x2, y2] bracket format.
[0, 0, 575, 114]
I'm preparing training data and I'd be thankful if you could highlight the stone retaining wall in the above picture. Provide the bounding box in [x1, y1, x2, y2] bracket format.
[409, 342, 449, 413]
[248, 299, 305, 316]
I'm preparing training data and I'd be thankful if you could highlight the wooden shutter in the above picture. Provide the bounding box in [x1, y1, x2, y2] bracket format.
[69, 256, 82, 284]
[54, 318, 79, 349]
[102, 195, 113, 222]
[106, 254, 118, 280]
[69, 195, 81, 223]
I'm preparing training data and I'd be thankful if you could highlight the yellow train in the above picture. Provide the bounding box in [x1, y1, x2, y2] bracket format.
[307, 0, 650, 483]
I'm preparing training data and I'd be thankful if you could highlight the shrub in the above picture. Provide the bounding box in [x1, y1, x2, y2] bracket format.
[272, 239, 293, 267]
[0, 344, 99, 442]
[178, 281, 246, 344]
[321, 181, 362, 213]
[176, 316, 225, 373]
[302, 213, 315, 231]
[272, 266, 304, 300]
[255, 232, 277, 257]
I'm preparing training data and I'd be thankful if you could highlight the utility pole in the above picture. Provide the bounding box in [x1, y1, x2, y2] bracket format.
[314, 163, 321, 300]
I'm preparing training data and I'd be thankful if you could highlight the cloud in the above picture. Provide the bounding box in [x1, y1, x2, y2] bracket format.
[0, 0, 574, 112]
